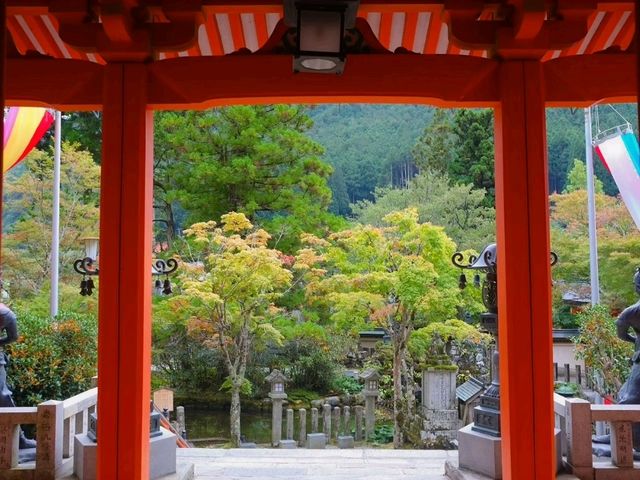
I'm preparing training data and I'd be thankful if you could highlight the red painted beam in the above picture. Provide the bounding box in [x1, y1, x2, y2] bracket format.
[494, 60, 555, 480]
[5, 58, 103, 109]
[3, 52, 637, 109]
[98, 63, 153, 480]
[147, 54, 501, 108]
[543, 53, 637, 106]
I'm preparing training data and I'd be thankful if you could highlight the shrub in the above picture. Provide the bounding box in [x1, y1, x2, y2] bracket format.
[333, 375, 362, 395]
[574, 304, 633, 397]
[7, 310, 97, 406]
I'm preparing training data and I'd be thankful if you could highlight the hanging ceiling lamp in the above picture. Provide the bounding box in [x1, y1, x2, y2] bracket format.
[284, 0, 360, 74]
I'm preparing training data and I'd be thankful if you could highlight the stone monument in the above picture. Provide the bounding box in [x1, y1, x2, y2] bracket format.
[420, 358, 460, 445]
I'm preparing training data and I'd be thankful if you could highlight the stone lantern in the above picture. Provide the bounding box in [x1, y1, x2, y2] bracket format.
[266, 369, 288, 446]
[361, 370, 380, 439]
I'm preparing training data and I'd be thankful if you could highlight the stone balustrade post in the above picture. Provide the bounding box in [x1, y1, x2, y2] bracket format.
[299, 409, 307, 446]
[610, 421, 634, 468]
[565, 397, 593, 479]
[311, 407, 318, 433]
[286, 409, 294, 440]
[355, 406, 364, 441]
[0, 423, 19, 470]
[322, 404, 331, 440]
[333, 407, 341, 440]
[35, 400, 63, 480]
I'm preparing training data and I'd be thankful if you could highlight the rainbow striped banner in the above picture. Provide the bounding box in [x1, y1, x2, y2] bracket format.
[3, 107, 54, 172]
[594, 131, 640, 230]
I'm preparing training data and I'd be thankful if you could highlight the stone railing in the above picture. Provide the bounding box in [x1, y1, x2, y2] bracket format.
[0, 387, 97, 480]
[555, 392, 640, 479]
[274, 404, 366, 448]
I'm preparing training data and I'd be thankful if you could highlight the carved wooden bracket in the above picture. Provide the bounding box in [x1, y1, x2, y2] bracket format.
[49, 0, 204, 61]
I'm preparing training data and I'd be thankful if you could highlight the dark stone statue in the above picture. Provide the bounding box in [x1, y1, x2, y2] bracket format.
[0, 304, 37, 454]
[593, 268, 640, 456]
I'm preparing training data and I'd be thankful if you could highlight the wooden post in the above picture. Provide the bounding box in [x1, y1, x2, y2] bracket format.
[36, 400, 64, 480]
[565, 364, 571, 383]
[98, 63, 153, 480]
[495, 61, 555, 480]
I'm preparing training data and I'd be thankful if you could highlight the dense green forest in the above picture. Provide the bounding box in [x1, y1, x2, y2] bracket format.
[308, 104, 637, 213]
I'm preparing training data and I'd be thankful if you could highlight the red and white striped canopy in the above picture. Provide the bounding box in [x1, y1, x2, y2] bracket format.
[6, 4, 636, 64]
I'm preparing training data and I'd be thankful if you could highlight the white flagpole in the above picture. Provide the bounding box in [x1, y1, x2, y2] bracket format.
[50, 111, 61, 317]
[584, 106, 600, 305]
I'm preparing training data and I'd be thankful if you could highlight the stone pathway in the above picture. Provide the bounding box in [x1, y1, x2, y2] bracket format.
[177, 448, 452, 480]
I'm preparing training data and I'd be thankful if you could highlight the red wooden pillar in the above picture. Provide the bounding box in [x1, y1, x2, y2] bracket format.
[98, 63, 153, 480]
[0, 2, 5, 271]
[636, 2, 639, 129]
[494, 60, 555, 480]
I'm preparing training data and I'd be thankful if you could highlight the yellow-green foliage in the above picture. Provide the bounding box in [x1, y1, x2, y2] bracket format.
[575, 305, 634, 397]
[409, 319, 491, 361]
[7, 310, 97, 406]
[298, 208, 483, 332]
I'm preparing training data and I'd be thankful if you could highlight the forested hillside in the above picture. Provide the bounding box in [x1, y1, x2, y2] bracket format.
[306, 105, 433, 214]
[307, 103, 638, 213]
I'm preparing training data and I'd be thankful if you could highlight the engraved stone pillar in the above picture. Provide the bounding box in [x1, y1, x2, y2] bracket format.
[0, 423, 19, 469]
[286, 409, 294, 440]
[611, 421, 634, 468]
[36, 400, 63, 479]
[332, 407, 341, 440]
[299, 409, 307, 446]
[343, 406, 351, 436]
[355, 406, 364, 441]
[322, 404, 331, 440]
[311, 407, 318, 433]
[270, 398, 284, 447]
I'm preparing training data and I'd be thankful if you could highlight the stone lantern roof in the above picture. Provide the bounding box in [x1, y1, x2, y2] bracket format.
[360, 370, 380, 381]
[265, 369, 288, 384]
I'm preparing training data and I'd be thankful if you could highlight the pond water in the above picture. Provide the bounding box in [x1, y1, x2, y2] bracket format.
[183, 405, 355, 447]
[184, 406, 273, 446]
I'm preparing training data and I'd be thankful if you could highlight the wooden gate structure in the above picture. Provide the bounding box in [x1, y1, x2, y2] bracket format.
[2, 1, 639, 479]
